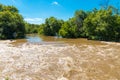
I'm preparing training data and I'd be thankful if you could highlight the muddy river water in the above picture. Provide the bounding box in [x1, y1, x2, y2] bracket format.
[0, 34, 120, 80]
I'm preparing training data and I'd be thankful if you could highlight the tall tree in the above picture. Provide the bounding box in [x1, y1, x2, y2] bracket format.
[0, 4, 25, 39]
[83, 8, 120, 41]
[41, 17, 62, 36]
[74, 10, 87, 37]
[74, 10, 87, 27]
[59, 18, 80, 38]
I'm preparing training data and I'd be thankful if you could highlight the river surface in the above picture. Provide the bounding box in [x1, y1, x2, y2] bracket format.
[12, 34, 107, 46]
[0, 34, 120, 80]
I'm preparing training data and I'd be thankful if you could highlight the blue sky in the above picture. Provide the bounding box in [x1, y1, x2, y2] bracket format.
[0, 0, 120, 24]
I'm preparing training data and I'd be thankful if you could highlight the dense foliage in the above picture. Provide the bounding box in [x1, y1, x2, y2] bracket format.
[0, 3, 120, 41]
[83, 8, 120, 41]
[39, 6, 120, 41]
[0, 4, 25, 39]
[25, 23, 40, 34]
[39, 17, 63, 36]
[59, 18, 80, 38]
[59, 10, 87, 38]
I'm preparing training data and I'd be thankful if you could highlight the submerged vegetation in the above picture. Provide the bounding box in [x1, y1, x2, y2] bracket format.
[0, 3, 120, 41]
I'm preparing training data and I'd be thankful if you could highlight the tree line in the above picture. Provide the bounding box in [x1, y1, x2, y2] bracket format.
[0, 4, 120, 41]
[25, 23, 40, 34]
[38, 6, 120, 41]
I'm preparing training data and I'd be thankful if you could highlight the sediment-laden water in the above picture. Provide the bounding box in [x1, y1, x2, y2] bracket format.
[0, 39, 120, 80]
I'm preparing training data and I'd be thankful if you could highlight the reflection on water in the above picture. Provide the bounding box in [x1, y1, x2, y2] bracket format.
[12, 34, 107, 46]
[26, 34, 42, 43]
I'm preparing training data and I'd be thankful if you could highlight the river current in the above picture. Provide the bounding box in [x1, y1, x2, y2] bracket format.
[0, 34, 120, 80]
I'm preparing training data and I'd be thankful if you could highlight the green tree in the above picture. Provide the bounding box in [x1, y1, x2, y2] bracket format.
[83, 8, 120, 41]
[38, 24, 45, 34]
[25, 23, 40, 34]
[0, 4, 18, 12]
[0, 4, 25, 39]
[59, 18, 80, 38]
[74, 10, 87, 28]
[41, 17, 62, 36]
[74, 10, 87, 37]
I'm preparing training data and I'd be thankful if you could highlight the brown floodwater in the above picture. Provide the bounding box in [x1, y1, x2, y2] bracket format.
[0, 34, 120, 80]
[11, 34, 107, 46]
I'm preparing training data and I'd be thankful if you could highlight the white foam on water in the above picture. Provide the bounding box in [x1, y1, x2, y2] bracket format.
[0, 41, 120, 80]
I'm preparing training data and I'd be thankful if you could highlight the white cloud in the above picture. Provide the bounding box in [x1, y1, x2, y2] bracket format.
[52, 1, 59, 6]
[24, 18, 43, 24]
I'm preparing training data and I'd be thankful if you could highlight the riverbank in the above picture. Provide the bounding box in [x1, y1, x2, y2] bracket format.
[0, 40, 120, 80]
